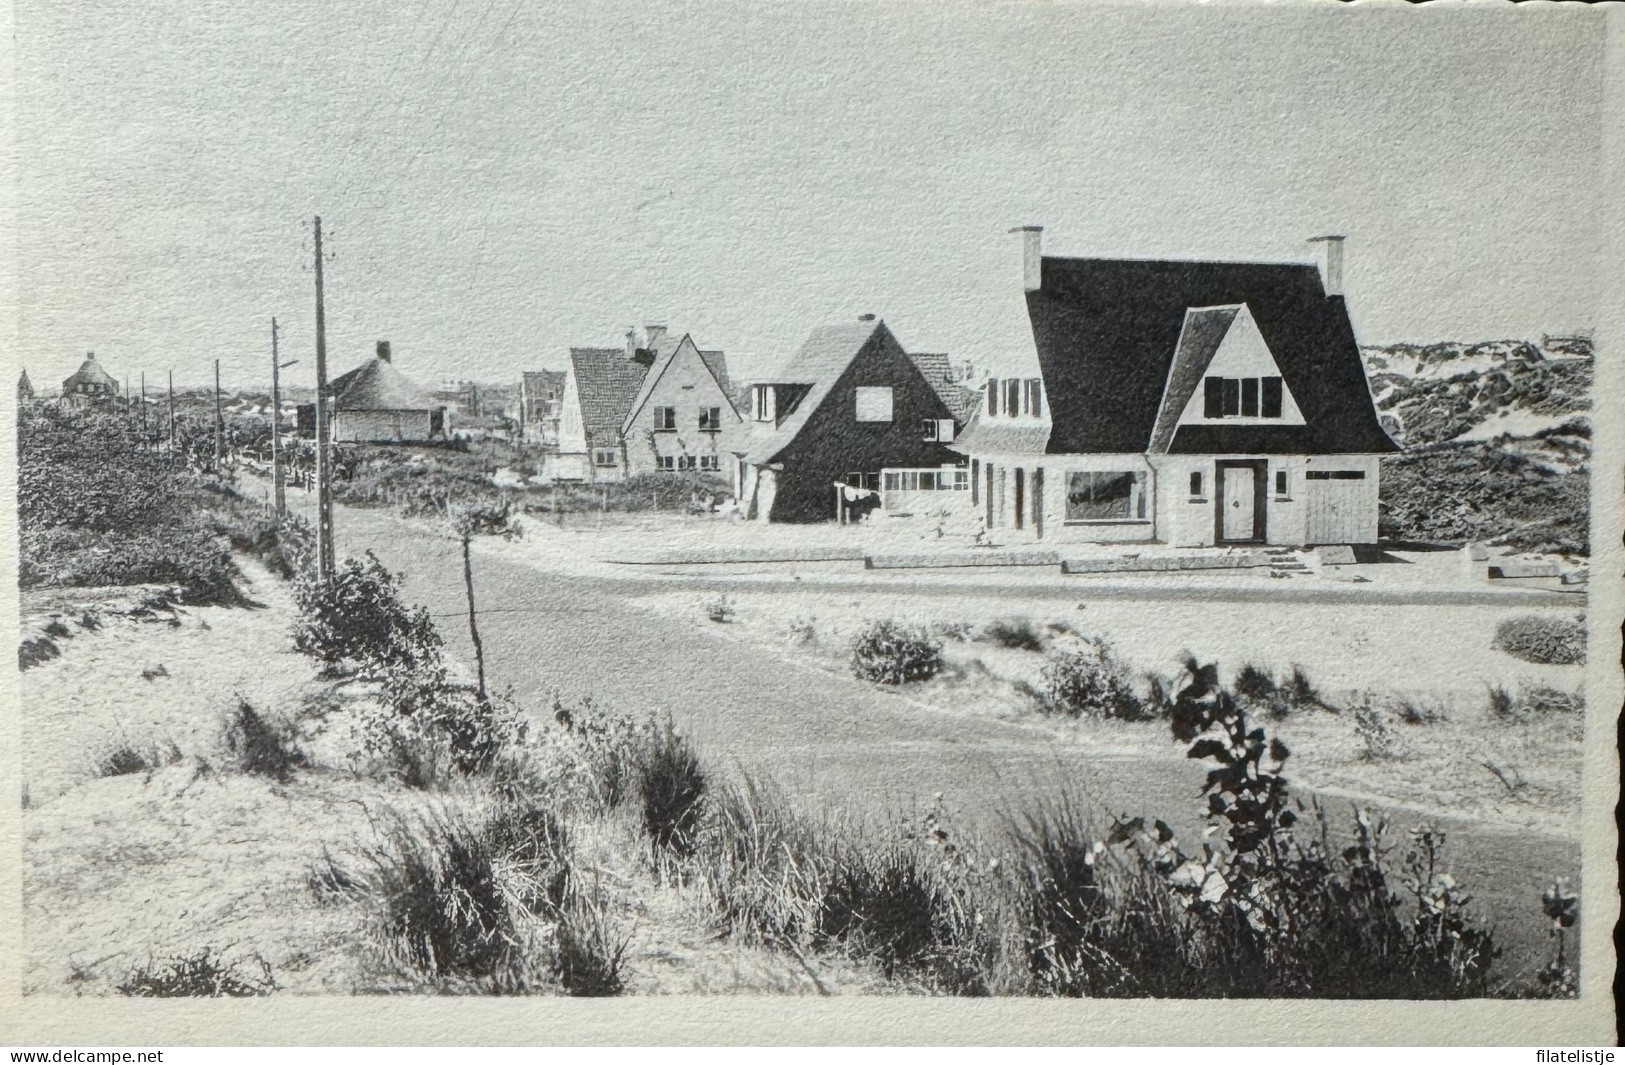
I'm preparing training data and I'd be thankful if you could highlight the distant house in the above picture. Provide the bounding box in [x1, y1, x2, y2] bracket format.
[517, 370, 567, 446]
[555, 336, 652, 481]
[18, 369, 35, 404]
[618, 329, 742, 477]
[907, 352, 982, 426]
[737, 317, 963, 523]
[59, 352, 119, 409]
[297, 341, 447, 443]
[950, 228, 1397, 546]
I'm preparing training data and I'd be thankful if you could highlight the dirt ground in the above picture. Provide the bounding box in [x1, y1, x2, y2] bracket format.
[626, 585, 1585, 836]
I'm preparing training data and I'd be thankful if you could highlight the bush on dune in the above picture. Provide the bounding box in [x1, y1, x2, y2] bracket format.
[1492, 613, 1586, 665]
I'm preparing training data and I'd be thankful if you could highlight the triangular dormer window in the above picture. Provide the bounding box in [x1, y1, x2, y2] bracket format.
[1174, 304, 1304, 428]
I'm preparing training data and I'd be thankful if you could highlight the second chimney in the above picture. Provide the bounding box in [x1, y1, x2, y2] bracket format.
[644, 323, 668, 351]
[1010, 224, 1043, 292]
[1308, 235, 1346, 297]
[376, 340, 392, 363]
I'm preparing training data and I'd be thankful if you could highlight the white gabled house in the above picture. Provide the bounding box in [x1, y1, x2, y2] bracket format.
[950, 227, 1399, 547]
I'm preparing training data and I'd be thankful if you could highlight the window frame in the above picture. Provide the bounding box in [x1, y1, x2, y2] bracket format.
[1064, 469, 1151, 524]
[854, 386, 894, 423]
[1023, 378, 1044, 417]
[592, 448, 618, 468]
[922, 418, 939, 442]
[1189, 470, 1205, 500]
[698, 406, 722, 432]
[653, 405, 678, 431]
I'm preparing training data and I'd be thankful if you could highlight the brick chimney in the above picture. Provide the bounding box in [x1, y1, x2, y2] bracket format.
[1308, 235, 1346, 297]
[625, 328, 638, 360]
[644, 323, 668, 351]
[1010, 224, 1043, 292]
[376, 340, 392, 363]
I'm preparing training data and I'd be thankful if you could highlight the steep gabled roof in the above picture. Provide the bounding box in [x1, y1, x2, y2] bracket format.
[569, 347, 648, 445]
[1029, 257, 1398, 455]
[745, 321, 882, 465]
[325, 357, 440, 411]
[620, 334, 736, 434]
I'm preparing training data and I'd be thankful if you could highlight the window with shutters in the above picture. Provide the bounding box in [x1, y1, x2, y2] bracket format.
[1202, 376, 1285, 419]
[1023, 379, 1044, 417]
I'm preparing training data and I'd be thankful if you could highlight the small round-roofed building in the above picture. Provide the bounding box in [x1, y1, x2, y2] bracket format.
[60, 352, 120, 409]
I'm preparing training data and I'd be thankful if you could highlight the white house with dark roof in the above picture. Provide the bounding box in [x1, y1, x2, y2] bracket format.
[950, 228, 1398, 547]
[297, 341, 446, 443]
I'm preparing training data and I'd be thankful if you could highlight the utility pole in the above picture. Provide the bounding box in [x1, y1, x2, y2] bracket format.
[270, 317, 285, 516]
[313, 216, 335, 582]
[213, 359, 225, 469]
[139, 372, 147, 444]
[168, 371, 176, 463]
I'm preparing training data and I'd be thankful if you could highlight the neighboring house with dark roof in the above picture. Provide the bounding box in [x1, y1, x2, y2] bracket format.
[18, 369, 35, 404]
[518, 370, 567, 445]
[737, 317, 963, 523]
[297, 341, 447, 443]
[950, 228, 1398, 546]
[618, 331, 743, 478]
[60, 352, 119, 409]
[555, 337, 651, 481]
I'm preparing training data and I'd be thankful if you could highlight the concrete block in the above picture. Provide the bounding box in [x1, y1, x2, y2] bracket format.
[1561, 568, 1590, 585]
[1467, 544, 1490, 562]
[1487, 561, 1560, 579]
[1316, 545, 1357, 566]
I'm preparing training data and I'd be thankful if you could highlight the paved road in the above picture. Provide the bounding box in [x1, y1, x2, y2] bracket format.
[332, 505, 1579, 975]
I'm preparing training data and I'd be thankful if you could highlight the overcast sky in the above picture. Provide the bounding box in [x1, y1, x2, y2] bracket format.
[13, 0, 1613, 390]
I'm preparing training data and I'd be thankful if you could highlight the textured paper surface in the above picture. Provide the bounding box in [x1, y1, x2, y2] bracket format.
[1, 0, 1620, 1045]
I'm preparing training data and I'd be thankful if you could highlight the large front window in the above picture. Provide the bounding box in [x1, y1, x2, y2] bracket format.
[1066, 470, 1148, 522]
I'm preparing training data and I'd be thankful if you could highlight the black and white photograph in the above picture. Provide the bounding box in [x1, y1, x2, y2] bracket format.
[4, 0, 1621, 1046]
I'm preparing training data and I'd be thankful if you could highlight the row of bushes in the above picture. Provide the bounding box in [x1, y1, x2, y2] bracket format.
[848, 619, 1328, 723]
[18, 405, 314, 603]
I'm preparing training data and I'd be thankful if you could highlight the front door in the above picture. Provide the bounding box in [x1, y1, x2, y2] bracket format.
[1216, 460, 1266, 543]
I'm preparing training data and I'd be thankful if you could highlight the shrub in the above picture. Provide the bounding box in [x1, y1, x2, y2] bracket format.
[362, 670, 527, 788]
[1039, 638, 1149, 720]
[223, 699, 305, 782]
[356, 809, 530, 989]
[786, 615, 818, 646]
[1492, 613, 1585, 665]
[554, 882, 630, 997]
[930, 620, 974, 643]
[850, 620, 943, 685]
[984, 617, 1045, 652]
[815, 844, 945, 980]
[96, 739, 182, 778]
[1019, 659, 1499, 997]
[703, 594, 736, 624]
[1488, 683, 1583, 722]
[292, 552, 443, 677]
[117, 950, 277, 997]
[637, 718, 707, 858]
[1352, 697, 1401, 760]
[19, 636, 60, 671]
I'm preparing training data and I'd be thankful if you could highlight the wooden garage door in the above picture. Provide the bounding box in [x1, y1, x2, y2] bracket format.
[1304, 469, 1372, 544]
